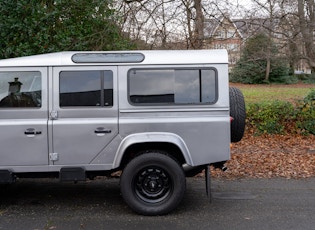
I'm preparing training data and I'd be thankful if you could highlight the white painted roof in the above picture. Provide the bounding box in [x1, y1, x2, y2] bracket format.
[0, 49, 228, 67]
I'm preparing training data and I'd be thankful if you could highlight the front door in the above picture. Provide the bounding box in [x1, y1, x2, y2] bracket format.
[51, 66, 118, 165]
[0, 68, 48, 166]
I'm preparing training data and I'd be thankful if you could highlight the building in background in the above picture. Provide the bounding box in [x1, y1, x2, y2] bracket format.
[203, 15, 313, 74]
[203, 16, 243, 68]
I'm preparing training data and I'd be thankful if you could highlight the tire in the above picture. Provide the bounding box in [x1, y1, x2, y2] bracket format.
[229, 87, 246, 142]
[120, 152, 186, 216]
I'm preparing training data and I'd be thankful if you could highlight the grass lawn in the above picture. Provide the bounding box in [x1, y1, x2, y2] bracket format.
[230, 83, 315, 103]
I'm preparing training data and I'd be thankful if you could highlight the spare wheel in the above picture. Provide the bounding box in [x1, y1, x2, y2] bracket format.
[229, 87, 246, 142]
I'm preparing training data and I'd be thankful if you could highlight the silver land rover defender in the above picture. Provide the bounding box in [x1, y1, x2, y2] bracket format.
[0, 50, 245, 215]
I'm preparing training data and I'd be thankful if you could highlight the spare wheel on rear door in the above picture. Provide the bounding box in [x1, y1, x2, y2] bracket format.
[229, 87, 246, 142]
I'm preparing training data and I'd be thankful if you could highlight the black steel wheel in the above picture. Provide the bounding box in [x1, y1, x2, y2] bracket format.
[120, 152, 186, 215]
[135, 166, 171, 203]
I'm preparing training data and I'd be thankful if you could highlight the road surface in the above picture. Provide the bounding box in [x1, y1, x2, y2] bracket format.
[0, 177, 314, 230]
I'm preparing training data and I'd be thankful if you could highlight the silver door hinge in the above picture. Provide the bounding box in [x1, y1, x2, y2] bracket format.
[49, 152, 59, 162]
[50, 110, 58, 120]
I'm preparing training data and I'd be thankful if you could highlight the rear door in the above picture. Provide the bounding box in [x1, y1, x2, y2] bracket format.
[0, 68, 48, 166]
[51, 66, 118, 165]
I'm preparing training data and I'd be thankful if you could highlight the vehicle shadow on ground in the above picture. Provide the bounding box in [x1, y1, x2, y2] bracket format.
[0, 177, 218, 215]
[0, 176, 258, 210]
[0, 178, 123, 208]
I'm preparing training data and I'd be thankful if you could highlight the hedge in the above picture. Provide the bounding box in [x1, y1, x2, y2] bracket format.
[246, 89, 315, 135]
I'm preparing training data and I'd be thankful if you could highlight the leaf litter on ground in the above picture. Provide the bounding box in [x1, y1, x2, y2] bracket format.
[209, 133, 315, 179]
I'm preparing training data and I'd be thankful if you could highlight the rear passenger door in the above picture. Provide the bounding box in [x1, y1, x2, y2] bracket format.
[0, 68, 48, 166]
[51, 67, 118, 165]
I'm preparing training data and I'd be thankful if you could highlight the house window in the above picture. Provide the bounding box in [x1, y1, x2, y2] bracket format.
[227, 29, 235, 38]
[227, 43, 238, 50]
[215, 30, 225, 39]
[214, 43, 224, 49]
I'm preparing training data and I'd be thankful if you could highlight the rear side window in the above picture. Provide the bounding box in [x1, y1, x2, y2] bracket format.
[59, 70, 113, 107]
[0, 71, 41, 108]
[128, 68, 217, 105]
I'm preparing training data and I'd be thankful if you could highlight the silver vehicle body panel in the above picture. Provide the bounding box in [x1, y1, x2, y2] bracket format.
[0, 50, 228, 67]
[51, 66, 119, 166]
[0, 50, 230, 173]
[0, 67, 48, 167]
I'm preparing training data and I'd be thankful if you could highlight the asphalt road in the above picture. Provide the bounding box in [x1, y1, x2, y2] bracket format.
[0, 177, 314, 230]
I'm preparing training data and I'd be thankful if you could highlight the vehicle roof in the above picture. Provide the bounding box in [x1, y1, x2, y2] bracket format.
[0, 49, 228, 67]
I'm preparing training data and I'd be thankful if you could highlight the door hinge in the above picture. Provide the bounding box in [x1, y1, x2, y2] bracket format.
[50, 110, 58, 120]
[49, 153, 59, 162]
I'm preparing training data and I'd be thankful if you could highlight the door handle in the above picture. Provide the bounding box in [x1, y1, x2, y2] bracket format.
[24, 128, 42, 136]
[94, 128, 111, 136]
[24, 131, 42, 135]
[94, 129, 111, 134]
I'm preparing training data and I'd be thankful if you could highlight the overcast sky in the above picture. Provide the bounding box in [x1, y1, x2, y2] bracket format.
[238, 0, 253, 8]
[239, 0, 251, 3]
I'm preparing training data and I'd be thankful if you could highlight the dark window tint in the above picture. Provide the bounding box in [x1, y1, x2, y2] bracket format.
[60, 70, 113, 107]
[0, 71, 41, 108]
[128, 69, 216, 105]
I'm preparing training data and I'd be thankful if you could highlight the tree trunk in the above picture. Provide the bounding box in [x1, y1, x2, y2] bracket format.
[298, 0, 315, 72]
[265, 57, 271, 82]
[182, 0, 193, 49]
[193, 0, 204, 49]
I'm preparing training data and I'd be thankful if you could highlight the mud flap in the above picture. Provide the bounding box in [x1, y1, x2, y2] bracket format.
[0, 170, 15, 184]
[60, 167, 86, 183]
[205, 165, 212, 202]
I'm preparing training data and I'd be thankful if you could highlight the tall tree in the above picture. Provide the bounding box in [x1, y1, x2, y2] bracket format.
[117, 0, 186, 49]
[117, 0, 233, 49]
[0, 0, 134, 59]
[250, 0, 281, 81]
[248, 0, 315, 73]
[230, 33, 290, 84]
[297, 0, 315, 72]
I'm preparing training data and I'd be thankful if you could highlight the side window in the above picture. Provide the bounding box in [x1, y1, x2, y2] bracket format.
[59, 70, 113, 107]
[128, 69, 217, 105]
[0, 71, 41, 108]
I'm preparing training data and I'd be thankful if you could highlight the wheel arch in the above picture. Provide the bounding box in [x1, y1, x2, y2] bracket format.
[112, 132, 193, 169]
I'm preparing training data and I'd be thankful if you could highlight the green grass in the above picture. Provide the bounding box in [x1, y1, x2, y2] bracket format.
[231, 83, 315, 104]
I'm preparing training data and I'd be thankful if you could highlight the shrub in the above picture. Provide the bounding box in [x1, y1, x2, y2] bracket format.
[295, 89, 315, 135]
[246, 89, 315, 135]
[302, 74, 315, 84]
[269, 59, 292, 84]
[270, 75, 299, 84]
[230, 59, 267, 84]
[246, 100, 295, 135]
[230, 33, 291, 84]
